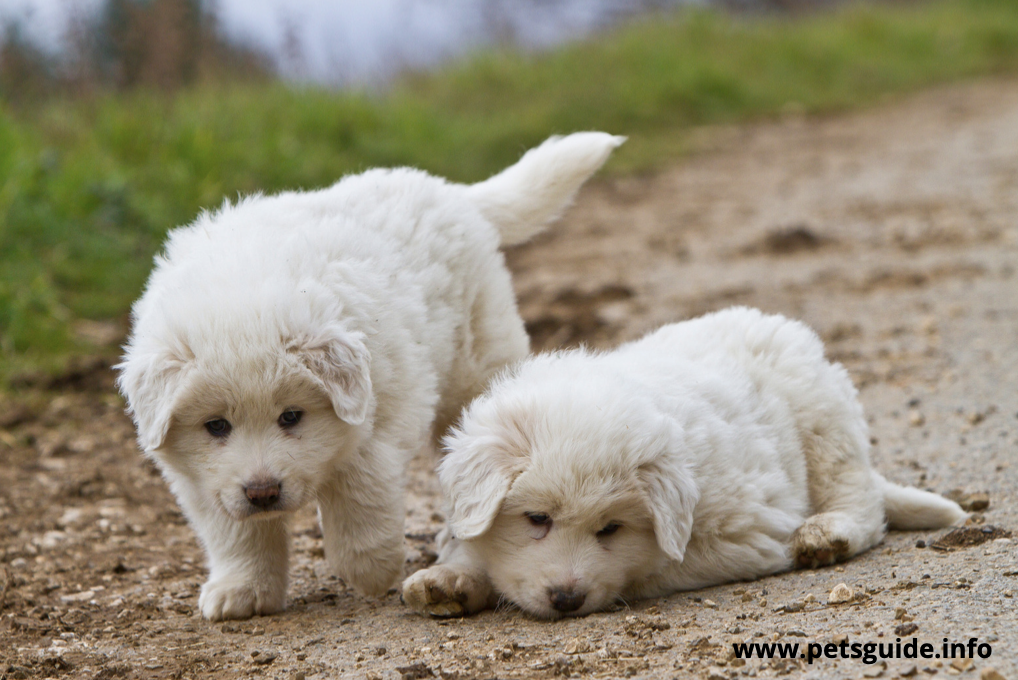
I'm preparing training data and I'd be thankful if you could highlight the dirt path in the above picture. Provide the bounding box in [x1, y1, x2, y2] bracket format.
[2, 78, 1017, 680]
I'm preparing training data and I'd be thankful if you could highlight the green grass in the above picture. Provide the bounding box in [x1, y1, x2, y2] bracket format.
[3, 0, 1018, 383]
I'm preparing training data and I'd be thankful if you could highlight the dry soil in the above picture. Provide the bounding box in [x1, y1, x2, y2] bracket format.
[2, 78, 1017, 680]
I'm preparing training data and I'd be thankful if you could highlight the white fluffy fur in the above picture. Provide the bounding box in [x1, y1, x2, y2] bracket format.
[117, 132, 624, 621]
[402, 307, 967, 619]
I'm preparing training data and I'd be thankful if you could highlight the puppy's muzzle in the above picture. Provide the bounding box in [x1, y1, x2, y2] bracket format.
[548, 586, 586, 613]
[244, 480, 282, 510]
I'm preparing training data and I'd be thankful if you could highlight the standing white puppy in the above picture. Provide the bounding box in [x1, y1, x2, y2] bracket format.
[117, 133, 624, 620]
[403, 307, 967, 618]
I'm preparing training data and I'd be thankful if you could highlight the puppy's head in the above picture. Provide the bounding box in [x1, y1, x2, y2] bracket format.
[440, 360, 698, 618]
[117, 283, 373, 521]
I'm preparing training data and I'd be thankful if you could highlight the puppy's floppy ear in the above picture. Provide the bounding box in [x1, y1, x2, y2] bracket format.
[289, 326, 372, 425]
[638, 437, 699, 562]
[116, 348, 191, 452]
[439, 419, 530, 540]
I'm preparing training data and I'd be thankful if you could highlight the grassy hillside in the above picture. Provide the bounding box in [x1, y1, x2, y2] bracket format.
[2, 0, 1018, 384]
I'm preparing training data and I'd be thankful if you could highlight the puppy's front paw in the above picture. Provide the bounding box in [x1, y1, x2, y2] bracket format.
[199, 578, 285, 621]
[791, 518, 851, 569]
[401, 564, 491, 618]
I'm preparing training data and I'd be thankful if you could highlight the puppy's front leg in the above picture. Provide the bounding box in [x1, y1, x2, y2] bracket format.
[181, 494, 289, 621]
[317, 443, 406, 597]
[402, 530, 494, 618]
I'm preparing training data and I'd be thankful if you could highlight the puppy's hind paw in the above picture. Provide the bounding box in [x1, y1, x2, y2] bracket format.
[791, 519, 851, 569]
[401, 565, 492, 618]
[199, 579, 285, 621]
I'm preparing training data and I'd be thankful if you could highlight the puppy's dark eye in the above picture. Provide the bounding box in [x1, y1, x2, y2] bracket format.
[597, 522, 621, 538]
[278, 409, 303, 428]
[205, 418, 232, 438]
[525, 512, 551, 527]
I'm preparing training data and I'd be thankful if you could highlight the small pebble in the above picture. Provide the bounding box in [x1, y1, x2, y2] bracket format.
[980, 669, 1006, 680]
[827, 583, 853, 604]
[962, 492, 990, 512]
[491, 645, 513, 660]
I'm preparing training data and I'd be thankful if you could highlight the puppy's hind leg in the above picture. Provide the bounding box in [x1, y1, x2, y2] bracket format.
[402, 530, 494, 618]
[785, 421, 883, 570]
[792, 433, 886, 569]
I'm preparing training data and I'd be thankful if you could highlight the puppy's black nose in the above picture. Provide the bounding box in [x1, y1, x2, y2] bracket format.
[244, 481, 281, 509]
[548, 586, 586, 613]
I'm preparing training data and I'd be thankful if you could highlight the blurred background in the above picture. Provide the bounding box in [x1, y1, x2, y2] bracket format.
[1, 0, 1017, 386]
[0, 0, 858, 90]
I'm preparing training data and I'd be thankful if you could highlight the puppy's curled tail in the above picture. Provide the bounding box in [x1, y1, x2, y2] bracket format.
[880, 475, 967, 530]
[467, 132, 625, 246]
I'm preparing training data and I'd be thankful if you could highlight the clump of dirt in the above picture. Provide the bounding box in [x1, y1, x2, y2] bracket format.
[0, 403, 34, 429]
[929, 526, 1012, 551]
[522, 283, 635, 350]
[743, 223, 835, 255]
[9, 356, 118, 393]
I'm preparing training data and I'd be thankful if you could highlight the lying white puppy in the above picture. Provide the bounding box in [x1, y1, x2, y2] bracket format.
[116, 132, 624, 620]
[403, 307, 966, 618]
